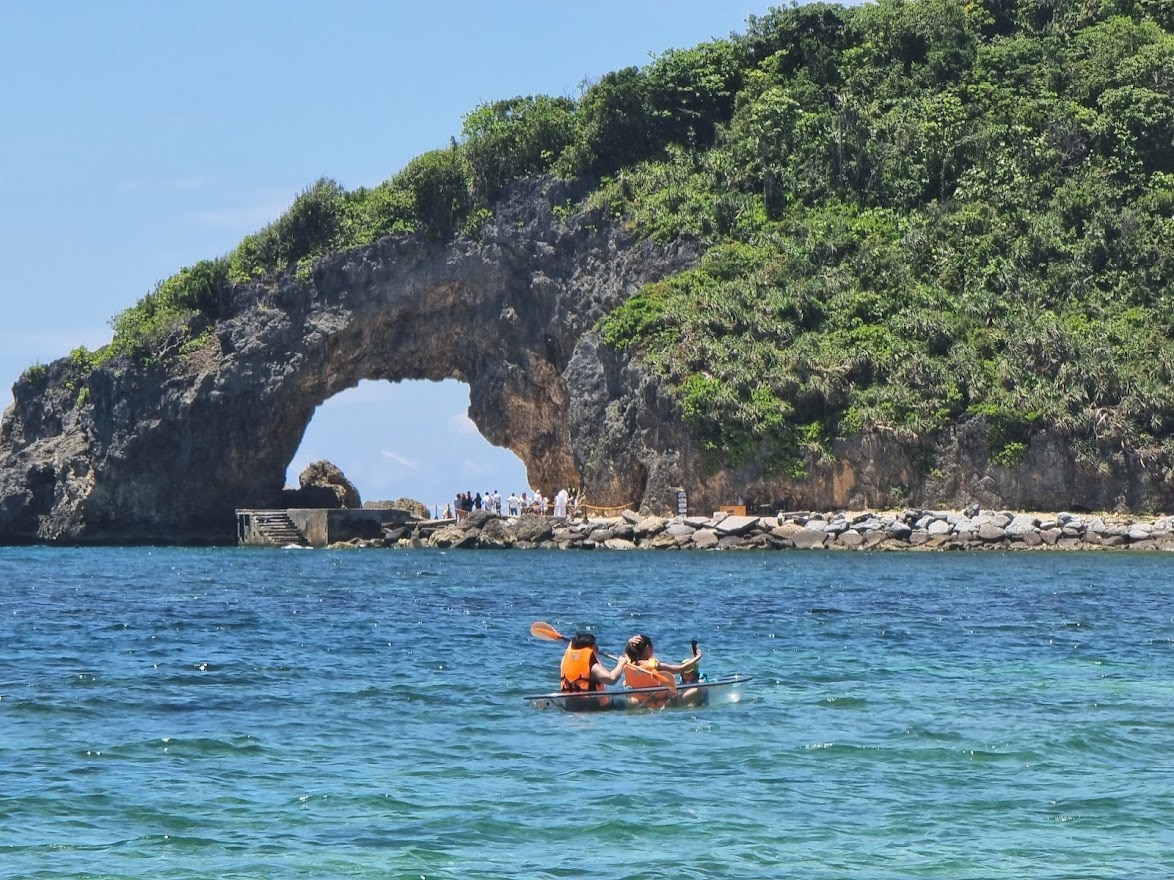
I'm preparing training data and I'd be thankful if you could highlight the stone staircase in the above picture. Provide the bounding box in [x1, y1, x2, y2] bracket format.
[252, 511, 308, 546]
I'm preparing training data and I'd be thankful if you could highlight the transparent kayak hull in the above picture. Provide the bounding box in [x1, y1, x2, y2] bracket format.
[524, 674, 753, 711]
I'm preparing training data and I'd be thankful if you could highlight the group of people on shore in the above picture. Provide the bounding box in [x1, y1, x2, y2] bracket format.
[447, 487, 579, 521]
[559, 631, 704, 710]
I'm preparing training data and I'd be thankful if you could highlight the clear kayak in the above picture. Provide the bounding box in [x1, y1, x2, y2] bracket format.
[524, 673, 753, 711]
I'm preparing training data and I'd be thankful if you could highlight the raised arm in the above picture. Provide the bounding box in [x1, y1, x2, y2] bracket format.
[655, 650, 702, 675]
[591, 653, 629, 686]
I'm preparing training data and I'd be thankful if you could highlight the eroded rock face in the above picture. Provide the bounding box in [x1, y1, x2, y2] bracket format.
[0, 179, 701, 543]
[1, 177, 1171, 544]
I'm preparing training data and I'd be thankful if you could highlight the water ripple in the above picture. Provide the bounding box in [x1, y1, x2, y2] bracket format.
[2, 547, 1172, 878]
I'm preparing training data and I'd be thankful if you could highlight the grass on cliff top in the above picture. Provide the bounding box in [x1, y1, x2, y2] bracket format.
[81, 0, 1174, 479]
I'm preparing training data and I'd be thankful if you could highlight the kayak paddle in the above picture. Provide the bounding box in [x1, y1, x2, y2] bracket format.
[530, 620, 677, 693]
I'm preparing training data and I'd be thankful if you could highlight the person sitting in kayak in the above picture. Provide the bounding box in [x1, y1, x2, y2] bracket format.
[560, 632, 628, 711]
[623, 633, 705, 708]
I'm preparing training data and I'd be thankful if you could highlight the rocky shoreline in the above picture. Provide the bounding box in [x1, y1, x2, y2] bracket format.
[344, 507, 1174, 552]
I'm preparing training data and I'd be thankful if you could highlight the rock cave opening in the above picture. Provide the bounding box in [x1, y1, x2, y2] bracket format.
[286, 378, 530, 518]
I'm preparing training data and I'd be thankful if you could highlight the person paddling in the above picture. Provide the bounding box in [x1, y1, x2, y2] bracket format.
[560, 632, 628, 711]
[623, 633, 705, 708]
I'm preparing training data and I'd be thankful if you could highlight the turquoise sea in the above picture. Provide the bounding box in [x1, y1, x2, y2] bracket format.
[1, 547, 1171, 879]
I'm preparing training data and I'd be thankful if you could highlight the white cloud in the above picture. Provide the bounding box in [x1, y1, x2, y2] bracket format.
[449, 412, 479, 435]
[381, 449, 418, 469]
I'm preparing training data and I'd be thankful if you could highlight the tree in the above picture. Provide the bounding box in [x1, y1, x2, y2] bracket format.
[556, 67, 658, 178]
[395, 147, 472, 240]
[461, 95, 576, 202]
[645, 40, 744, 148]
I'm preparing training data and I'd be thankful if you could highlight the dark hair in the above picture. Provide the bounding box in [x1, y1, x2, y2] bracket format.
[625, 633, 652, 660]
[570, 632, 597, 649]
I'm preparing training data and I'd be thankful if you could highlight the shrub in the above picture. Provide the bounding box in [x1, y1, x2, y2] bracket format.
[461, 95, 577, 202]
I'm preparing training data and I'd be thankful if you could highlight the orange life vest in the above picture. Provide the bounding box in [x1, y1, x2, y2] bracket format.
[623, 658, 664, 689]
[561, 644, 603, 693]
[560, 644, 611, 710]
[624, 659, 672, 708]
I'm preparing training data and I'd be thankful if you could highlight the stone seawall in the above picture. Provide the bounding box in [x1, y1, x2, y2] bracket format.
[346, 507, 1174, 551]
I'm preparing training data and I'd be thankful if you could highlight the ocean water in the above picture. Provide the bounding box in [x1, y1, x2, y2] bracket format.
[1, 546, 1171, 880]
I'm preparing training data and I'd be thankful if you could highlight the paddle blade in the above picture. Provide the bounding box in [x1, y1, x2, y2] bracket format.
[650, 666, 678, 695]
[530, 621, 566, 642]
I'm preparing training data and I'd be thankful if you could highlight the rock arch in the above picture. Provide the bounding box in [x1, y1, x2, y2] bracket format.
[9, 178, 1160, 543]
[0, 181, 701, 542]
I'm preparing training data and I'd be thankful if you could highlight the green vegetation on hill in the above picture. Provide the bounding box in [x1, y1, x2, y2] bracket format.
[89, 0, 1173, 475]
[595, 0, 1174, 470]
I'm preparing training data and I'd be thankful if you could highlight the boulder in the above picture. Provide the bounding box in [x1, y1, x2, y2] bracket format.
[887, 521, 913, 540]
[716, 515, 760, 535]
[512, 514, 554, 544]
[465, 509, 497, 529]
[297, 460, 362, 508]
[644, 531, 680, 549]
[791, 528, 828, 549]
[1006, 514, 1041, 536]
[772, 522, 804, 539]
[691, 529, 720, 549]
[604, 537, 637, 550]
[977, 523, 1007, 541]
[837, 529, 865, 548]
[610, 522, 635, 540]
[427, 525, 478, 549]
[634, 515, 666, 538]
[478, 517, 514, 548]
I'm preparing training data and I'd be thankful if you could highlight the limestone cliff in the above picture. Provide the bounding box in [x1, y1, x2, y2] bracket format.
[0, 180, 699, 543]
[1, 179, 1171, 543]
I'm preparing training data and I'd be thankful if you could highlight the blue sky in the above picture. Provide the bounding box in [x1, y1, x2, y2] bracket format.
[0, 1, 774, 513]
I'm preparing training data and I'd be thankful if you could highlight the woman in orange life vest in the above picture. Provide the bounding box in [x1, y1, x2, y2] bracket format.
[623, 633, 706, 708]
[560, 632, 629, 711]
